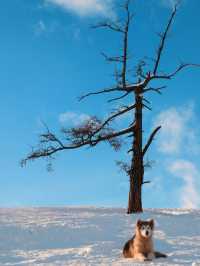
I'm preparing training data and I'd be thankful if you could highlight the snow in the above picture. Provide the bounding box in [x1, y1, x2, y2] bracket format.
[0, 207, 200, 265]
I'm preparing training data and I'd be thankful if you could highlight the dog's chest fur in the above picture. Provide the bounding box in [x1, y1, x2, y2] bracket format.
[133, 235, 154, 255]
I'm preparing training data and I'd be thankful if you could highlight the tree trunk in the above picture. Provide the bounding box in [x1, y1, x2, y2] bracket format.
[127, 90, 143, 214]
[127, 180, 142, 213]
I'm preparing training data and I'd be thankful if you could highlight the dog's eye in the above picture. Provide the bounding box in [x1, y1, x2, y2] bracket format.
[141, 225, 145, 230]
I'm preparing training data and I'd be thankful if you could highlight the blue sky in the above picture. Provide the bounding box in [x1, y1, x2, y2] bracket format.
[0, 0, 200, 208]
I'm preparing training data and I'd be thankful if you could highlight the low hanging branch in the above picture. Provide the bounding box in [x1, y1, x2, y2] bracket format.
[22, 122, 135, 166]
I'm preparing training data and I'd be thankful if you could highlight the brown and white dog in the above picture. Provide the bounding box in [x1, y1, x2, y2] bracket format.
[123, 219, 167, 261]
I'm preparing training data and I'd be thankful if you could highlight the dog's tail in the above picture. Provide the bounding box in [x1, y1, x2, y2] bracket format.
[154, 251, 167, 258]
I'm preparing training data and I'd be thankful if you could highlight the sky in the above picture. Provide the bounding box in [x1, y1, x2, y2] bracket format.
[0, 0, 200, 209]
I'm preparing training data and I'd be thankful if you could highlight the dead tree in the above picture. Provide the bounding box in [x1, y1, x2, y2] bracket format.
[22, 1, 199, 213]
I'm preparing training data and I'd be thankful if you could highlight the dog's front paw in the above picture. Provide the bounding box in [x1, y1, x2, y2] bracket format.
[144, 258, 152, 262]
[147, 252, 155, 260]
[137, 256, 150, 262]
[135, 253, 152, 262]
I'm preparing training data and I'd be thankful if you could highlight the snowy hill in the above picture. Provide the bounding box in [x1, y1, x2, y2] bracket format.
[0, 207, 200, 265]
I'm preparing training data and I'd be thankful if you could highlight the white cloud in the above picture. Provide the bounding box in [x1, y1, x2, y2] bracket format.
[59, 111, 90, 126]
[153, 104, 200, 154]
[168, 160, 200, 208]
[45, 0, 114, 17]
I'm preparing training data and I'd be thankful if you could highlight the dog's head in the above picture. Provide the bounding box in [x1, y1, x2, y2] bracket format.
[136, 219, 154, 238]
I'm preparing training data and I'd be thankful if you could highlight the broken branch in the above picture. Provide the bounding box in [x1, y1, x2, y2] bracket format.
[143, 126, 161, 156]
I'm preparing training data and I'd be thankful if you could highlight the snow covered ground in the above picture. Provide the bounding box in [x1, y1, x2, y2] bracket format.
[0, 207, 200, 265]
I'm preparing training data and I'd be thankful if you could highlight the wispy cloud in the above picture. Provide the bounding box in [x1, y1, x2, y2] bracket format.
[168, 160, 200, 208]
[45, 0, 114, 17]
[160, 0, 181, 9]
[34, 20, 47, 36]
[59, 111, 90, 126]
[153, 104, 200, 155]
[33, 20, 83, 41]
[33, 19, 63, 36]
[151, 103, 200, 208]
[73, 28, 81, 40]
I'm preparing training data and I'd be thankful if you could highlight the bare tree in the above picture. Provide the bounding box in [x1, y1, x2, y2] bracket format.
[22, 1, 199, 213]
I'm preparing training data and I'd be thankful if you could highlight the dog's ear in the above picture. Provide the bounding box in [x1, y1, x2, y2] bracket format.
[149, 219, 154, 229]
[136, 219, 142, 227]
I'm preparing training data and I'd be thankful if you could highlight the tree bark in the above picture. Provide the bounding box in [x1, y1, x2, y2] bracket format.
[127, 90, 143, 213]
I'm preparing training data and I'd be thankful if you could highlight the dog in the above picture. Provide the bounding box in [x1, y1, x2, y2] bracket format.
[123, 219, 167, 261]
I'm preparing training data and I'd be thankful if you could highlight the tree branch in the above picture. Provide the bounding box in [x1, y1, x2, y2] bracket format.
[142, 103, 152, 111]
[91, 104, 136, 136]
[153, 5, 178, 75]
[143, 86, 166, 94]
[78, 86, 124, 101]
[108, 91, 131, 102]
[121, 0, 133, 89]
[167, 63, 200, 78]
[100, 52, 124, 63]
[22, 125, 134, 165]
[143, 126, 161, 156]
[93, 0, 133, 90]
[150, 63, 200, 81]
[142, 181, 151, 185]
[92, 21, 124, 33]
[40, 121, 65, 148]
